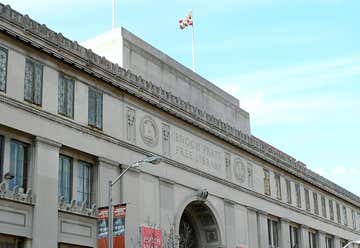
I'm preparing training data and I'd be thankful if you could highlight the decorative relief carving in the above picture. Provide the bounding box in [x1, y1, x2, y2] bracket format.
[58, 196, 97, 218]
[162, 124, 170, 156]
[1, 2, 359, 205]
[233, 158, 246, 183]
[225, 152, 232, 180]
[126, 107, 136, 143]
[0, 182, 33, 204]
[140, 115, 159, 147]
[247, 162, 254, 188]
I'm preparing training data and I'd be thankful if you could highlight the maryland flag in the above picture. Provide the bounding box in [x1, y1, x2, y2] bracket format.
[179, 11, 193, 29]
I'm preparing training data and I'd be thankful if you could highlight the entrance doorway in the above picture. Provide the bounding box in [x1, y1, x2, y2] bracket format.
[179, 201, 221, 248]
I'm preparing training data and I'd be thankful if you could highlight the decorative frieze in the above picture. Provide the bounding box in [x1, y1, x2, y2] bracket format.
[1, 3, 360, 207]
[162, 123, 170, 156]
[126, 107, 136, 143]
[58, 196, 97, 218]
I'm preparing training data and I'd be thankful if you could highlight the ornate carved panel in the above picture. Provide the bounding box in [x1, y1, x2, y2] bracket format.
[233, 158, 246, 184]
[126, 107, 136, 143]
[140, 116, 159, 147]
[162, 124, 170, 156]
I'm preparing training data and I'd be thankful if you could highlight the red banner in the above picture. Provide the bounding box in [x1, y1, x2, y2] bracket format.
[140, 226, 163, 248]
[97, 204, 127, 248]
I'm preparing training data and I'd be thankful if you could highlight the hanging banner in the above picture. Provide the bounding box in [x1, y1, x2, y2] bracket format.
[140, 226, 163, 248]
[113, 204, 127, 248]
[97, 207, 109, 248]
[97, 204, 127, 248]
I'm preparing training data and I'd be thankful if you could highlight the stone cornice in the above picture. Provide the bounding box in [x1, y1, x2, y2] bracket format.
[0, 4, 359, 207]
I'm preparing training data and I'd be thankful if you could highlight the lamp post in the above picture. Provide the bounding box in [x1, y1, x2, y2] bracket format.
[107, 155, 162, 248]
[343, 240, 360, 248]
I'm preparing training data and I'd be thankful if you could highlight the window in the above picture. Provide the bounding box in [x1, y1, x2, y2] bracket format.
[58, 74, 75, 118]
[77, 161, 92, 207]
[289, 225, 299, 248]
[0, 135, 4, 182]
[336, 202, 341, 223]
[304, 188, 311, 211]
[329, 200, 334, 221]
[9, 140, 28, 190]
[264, 169, 271, 196]
[313, 192, 319, 215]
[0, 234, 24, 248]
[295, 183, 301, 208]
[308, 231, 317, 248]
[88, 87, 103, 129]
[340, 239, 348, 248]
[321, 196, 327, 218]
[268, 219, 279, 248]
[58, 155, 73, 203]
[24, 58, 43, 105]
[0, 46, 8, 92]
[343, 206, 348, 226]
[352, 209, 356, 229]
[325, 235, 333, 248]
[286, 179, 292, 204]
[275, 173, 282, 200]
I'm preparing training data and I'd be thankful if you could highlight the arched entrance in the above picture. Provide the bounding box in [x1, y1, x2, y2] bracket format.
[179, 201, 221, 248]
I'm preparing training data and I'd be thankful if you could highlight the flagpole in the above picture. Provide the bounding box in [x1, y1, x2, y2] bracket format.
[191, 10, 196, 72]
[112, 0, 116, 29]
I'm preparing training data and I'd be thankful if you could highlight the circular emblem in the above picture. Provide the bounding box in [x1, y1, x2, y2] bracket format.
[233, 158, 246, 183]
[140, 116, 159, 147]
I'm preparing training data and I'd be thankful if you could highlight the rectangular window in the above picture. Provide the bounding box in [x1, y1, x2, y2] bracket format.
[308, 231, 317, 248]
[268, 219, 279, 248]
[88, 87, 103, 129]
[321, 196, 327, 218]
[0, 46, 8, 92]
[305, 188, 311, 211]
[24, 58, 43, 105]
[343, 206, 348, 226]
[352, 209, 356, 229]
[325, 236, 333, 248]
[263, 169, 271, 196]
[286, 179, 292, 204]
[58, 74, 75, 118]
[313, 192, 319, 215]
[329, 200, 334, 221]
[77, 161, 92, 207]
[9, 140, 28, 190]
[340, 240, 348, 248]
[336, 202, 341, 223]
[295, 183, 301, 208]
[289, 225, 299, 248]
[0, 135, 4, 182]
[275, 173, 282, 200]
[58, 155, 73, 203]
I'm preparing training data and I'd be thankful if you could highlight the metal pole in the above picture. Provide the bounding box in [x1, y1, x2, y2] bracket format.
[108, 180, 113, 248]
[191, 10, 196, 72]
[112, 0, 116, 29]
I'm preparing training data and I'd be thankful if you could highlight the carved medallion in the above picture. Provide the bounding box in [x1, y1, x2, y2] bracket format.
[233, 158, 246, 183]
[140, 116, 159, 147]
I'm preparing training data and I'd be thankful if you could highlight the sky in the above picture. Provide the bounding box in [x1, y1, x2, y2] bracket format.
[4, 0, 360, 195]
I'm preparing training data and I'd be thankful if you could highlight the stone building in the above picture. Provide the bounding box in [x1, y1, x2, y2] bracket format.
[0, 3, 359, 248]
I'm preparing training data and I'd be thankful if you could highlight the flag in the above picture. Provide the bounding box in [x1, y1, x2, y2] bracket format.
[179, 11, 193, 29]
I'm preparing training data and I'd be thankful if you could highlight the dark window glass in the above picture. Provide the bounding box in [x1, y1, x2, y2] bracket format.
[313, 192, 319, 215]
[58, 74, 75, 118]
[88, 87, 103, 129]
[305, 188, 310, 211]
[77, 161, 92, 207]
[0, 135, 4, 181]
[0, 47, 8, 92]
[9, 140, 28, 190]
[336, 202, 341, 223]
[24, 58, 43, 105]
[58, 155, 73, 203]
[329, 200, 334, 221]
[286, 179, 292, 204]
[295, 183, 301, 208]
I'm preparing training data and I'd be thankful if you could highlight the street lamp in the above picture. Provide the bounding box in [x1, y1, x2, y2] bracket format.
[107, 155, 162, 248]
[343, 240, 360, 248]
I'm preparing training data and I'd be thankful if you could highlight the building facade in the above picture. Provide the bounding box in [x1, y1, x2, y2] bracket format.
[0, 3, 360, 248]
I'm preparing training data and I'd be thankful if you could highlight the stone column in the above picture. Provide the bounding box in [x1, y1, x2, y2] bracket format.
[279, 218, 290, 248]
[318, 231, 326, 248]
[257, 210, 269, 248]
[334, 236, 341, 248]
[299, 225, 310, 248]
[247, 207, 259, 248]
[96, 157, 120, 207]
[32, 136, 61, 248]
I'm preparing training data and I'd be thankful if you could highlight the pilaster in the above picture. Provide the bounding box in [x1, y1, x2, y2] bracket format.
[247, 207, 259, 248]
[32, 136, 61, 248]
[300, 225, 310, 248]
[334, 236, 341, 248]
[279, 218, 290, 248]
[318, 231, 326, 248]
[257, 210, 268, 248]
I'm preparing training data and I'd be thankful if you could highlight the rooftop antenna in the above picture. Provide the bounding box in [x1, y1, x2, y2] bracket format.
[112, 0, 116, 29]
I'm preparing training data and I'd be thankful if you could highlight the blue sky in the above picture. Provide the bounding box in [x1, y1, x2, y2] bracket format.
[5, 0, 360, 195]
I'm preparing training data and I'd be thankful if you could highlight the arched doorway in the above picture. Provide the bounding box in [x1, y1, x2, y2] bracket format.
[179, 201, 221, 248]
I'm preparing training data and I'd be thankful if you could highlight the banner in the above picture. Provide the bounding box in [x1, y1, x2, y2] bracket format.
[140, 226, 163, 248]
[97, 204, 127, 248]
